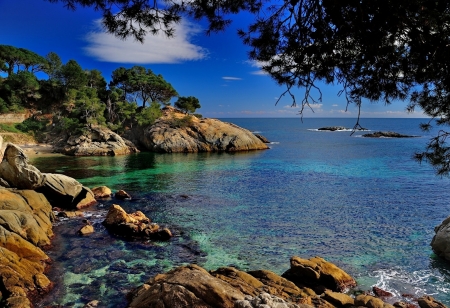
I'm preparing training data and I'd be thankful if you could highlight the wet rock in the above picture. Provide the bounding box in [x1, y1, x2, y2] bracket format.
[373, 286, 393, 298]
[362, 131, 417, 138]
[115, 190, 131, 200]
[318, 126, 347, 131]
[92, 186, 112, 198]
[103, 204, 171, 241]
[84, 300, 100, 307]
[127, 264, 245, 308]
[235, 292, 307, 308]
[0, 143, 44, 189]
[78, 224, 94, 235]
[417, 296, 447, 308]
[58, 211, 84, 218]
[282, 256, 356, 292]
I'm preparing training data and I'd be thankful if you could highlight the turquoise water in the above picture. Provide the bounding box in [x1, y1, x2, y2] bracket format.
[33, 118, 450, 307]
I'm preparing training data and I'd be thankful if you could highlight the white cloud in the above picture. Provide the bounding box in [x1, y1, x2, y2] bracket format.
[222, 76, 242, 80]
[84, 19, 208, 63]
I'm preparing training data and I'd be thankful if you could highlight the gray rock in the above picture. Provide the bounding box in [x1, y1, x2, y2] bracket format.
[0, 143, 44, 189]
[431, 215, 450, 261]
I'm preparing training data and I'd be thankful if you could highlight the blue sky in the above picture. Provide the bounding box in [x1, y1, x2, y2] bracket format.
[0, 0, 427, 118]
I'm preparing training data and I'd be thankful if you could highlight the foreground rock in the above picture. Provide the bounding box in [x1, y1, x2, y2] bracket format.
[103, 204, 172, 240]
[53, 125, 139, 156]
[431, 215, 450, 261]
[363, 131, 418, 138]
[124, 107, 269, 153]
[282, 256, 357, 292]
[0, 189, 55, 308]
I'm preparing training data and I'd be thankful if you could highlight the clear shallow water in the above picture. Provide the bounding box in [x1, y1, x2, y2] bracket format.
[32, 118, 450, 307]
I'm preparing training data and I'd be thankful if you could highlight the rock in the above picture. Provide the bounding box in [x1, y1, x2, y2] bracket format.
[318, 126, 348, 131]
[35, 173, 96, 209]
[0, 143, 44, 189]
[235, 292, 308, 308]
[91, 186, 112, 198]
[123, 108, 269, 153]
[84, 300, 100, 307]
[127, 264, 245, 308]
[373, 286, 393, 298]
[78, 224, 94, 235]
[0, 188, 54, 307]
[254, 133, 270, 143]
[103, 204, 171, 240]
[362, 131, 417, 138]
[355, 294, 385, 308]
[322, 290, 354, 306]
[115, 189, 131, 200]
[282, 256, 356, 292]
[417, 296, 447, 308]
[54, 125, 139, 156]
[431, 215, 450, 261]
[57, 211, 84, 218]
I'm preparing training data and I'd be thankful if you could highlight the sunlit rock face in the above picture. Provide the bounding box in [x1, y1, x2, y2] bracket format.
[124, 107, 269, 153]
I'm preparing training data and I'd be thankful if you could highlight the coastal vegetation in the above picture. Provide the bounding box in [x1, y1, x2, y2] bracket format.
[0, 44, 201, 139]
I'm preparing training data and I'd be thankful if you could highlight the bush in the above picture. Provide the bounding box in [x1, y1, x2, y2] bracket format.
[168, 115, 194, 128]
[0, 123, 21, 133]
[16, 118, 48, 134]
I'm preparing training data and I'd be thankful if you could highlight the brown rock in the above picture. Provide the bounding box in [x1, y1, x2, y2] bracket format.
[373, 286, 393, 298]
[91, 186, 112, 198]
[282, 256, 356, 292]
[78, 224, 94, 235]
[323, 290, 354, 306]
[355, 294, 385, 308]
[58, 211, 84, 218]
[123, 110, 269, 153]
[115, 190, 131, 200]
[0, 143, 44, 189]
[127, 264, 245, 308]
[417, 296, 447, 308]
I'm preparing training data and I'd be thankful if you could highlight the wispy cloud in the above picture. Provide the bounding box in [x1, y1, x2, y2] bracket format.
[332, 104, 338, 107]
[246, 60, 268, 75]
[84, 19, 208, 63]
[222, 76, 242, 80]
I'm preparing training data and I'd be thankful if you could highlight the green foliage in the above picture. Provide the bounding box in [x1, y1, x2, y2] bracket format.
[167, 115, 194, 129]
[58, 117, 83, 134]
[193, 113, 202, 119]
[16, 118, 48, 134]
[44, 52, 62, 80]
[110, 66, 178, 107]
[0, 123, 21, 133]
[0, 45, 47, 76]
[175, 96, 201, 114]
[59, 59, 88, 90]
[135, 101, 162, 126]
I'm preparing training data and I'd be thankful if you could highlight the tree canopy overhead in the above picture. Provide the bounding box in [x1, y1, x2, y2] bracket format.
[46, 0, 450, 175]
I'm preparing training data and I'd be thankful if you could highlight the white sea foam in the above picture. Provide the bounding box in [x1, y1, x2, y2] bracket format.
[270, 142, 280, 144]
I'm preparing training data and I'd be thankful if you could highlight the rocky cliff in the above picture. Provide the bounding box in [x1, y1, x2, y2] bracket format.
[124, 107, 269, 153]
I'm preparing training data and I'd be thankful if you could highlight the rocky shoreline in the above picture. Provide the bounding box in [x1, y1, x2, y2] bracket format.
[0, 138, 448, 307]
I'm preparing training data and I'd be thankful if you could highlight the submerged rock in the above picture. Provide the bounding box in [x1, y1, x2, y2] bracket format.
[362, 131, 418, 138]
[115, 189, 131, 200]
[124, 107, 269, 153]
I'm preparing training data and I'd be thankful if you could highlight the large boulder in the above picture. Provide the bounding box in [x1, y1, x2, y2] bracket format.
[36, 173, 96, 209]
[0, 143, 44, 189]
[282, 256, 357, 292]
[124, 107, 269, 153]
[0, 188, 54, 308]
[431, 215, 450, 261]
[54, 125, 139, 156]
[127, 264, 246, 308]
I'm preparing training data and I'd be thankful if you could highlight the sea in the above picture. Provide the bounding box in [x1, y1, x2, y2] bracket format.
[32, 118, 450, 307]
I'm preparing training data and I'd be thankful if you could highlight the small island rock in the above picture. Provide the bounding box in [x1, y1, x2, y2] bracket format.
[363, 131, 417, 138]
[115, 189, 131, 200]
[92, 186, 112, 198]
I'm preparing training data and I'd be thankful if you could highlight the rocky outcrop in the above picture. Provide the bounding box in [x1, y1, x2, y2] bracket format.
[36, 173, 96, 209]
[431, 215, 450, 261]
[0, 143, 44, 189]
[363, 131, 418, 138]
[124, 107, 269, 153]
[282, 256, 357, 292]
[0, 188, 55, 308]
[91, 186, 112, 198]
[53, 125, 139, 156]
[127, 264, 246, 308]
[102, 204, 172, 240]
[318, 126, 348, 131]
